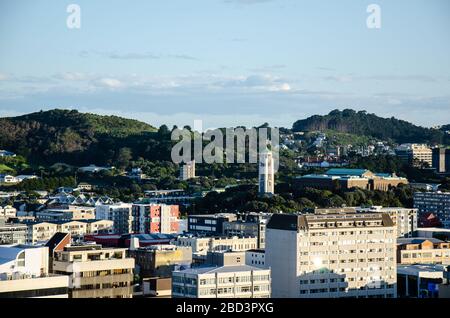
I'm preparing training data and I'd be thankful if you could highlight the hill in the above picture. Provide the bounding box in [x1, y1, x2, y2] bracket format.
[0, 109, 169, 166]
[292, 109, 447, 145]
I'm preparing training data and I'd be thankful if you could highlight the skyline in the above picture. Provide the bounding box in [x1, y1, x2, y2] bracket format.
[0, 0, 450, 129]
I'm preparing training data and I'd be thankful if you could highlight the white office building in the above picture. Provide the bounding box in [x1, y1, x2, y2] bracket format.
[266, 213, 397, 298]
[172, 265, 271, 298]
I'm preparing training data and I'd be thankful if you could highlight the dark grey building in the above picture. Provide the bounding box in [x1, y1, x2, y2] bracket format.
[414, 192, 450, 229]
[187, 213, 237, 235]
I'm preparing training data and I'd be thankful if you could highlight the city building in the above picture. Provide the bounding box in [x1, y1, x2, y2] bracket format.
[179, 160, 196, 181]
[0, 245, 69, 298]
[415, 227, 450, 241]
[414, 192, 450, 228]
[245, 249, 266, 268]
[0, 150, 16, 157]
[172, 264, 271, 298]
[0, 220, 27, 245]
[0, 175, 17, 184]
[174, 235, 258, 262]
[188, 213, 237, 236]
[266, 213, 397, 298]
[258, 151, 275, 195]
[397, 238, 450, 265]
[129, 244, 192, 279]
[52, 243, 135, 298]
[132, 204, 180, 234]
[205, 251, 247, 267]
[95, 203, 133, 234]
[356, 206, 418, 238]
[295, 168, 408, 191]
[83, 233, 178, 248]
[0, 205, 16, 219]
[23, 220, 114, 244]
[395, 144, 433, 167]
[36, 205, 95, 222]
[397, 264, 446, 298]
[223, 213, 270, 249]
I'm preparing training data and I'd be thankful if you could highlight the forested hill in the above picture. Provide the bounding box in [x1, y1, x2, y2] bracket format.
[0, 109, 170, 165]
[292, 109, 448, 145]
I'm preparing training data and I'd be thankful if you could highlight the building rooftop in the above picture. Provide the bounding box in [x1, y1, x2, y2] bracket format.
[326, 168, 369, 176]
[397, 237, 444, 245]
[175, 264, 267, 275]
[397, 264, 446, 276]
[267, 212, 394, 231]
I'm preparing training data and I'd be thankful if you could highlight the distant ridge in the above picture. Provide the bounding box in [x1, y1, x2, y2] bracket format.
[292, 109, 447, 144]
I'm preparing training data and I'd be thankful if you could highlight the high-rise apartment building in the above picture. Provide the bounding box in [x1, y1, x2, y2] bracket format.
[414, 192, 450, 229]
[258, 151, 274, 195]
[266, 213, 397, 298]
[132, 204, 180, 234]
[395, 144, 433, 167]
[180, 160, 196, 181]
[52, 243, 135, 298]
[96, 203, 133, 234]
[356, 206, 418, 238]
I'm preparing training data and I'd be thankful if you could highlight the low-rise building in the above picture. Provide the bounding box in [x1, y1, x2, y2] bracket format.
[174, 235, 258, 259]
[397, 264, 446, 298]
[0, 245, 69, 298]
[295, 168, 408, 191]
[397, 238, 450, 265]
[172, 264, 271, 298]
[129, 244, 192, 279]
[52, 243, 135, 298]
[36, 205, 95, 222]
[0, 205, 17, 219]
[188, 213, 237, 236]
[245, 249, 266, 268]
[0, 220, 27, 245]
[24, 220, 114, 244]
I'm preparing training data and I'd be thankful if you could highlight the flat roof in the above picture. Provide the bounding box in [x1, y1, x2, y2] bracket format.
[175, 264, 268, 275]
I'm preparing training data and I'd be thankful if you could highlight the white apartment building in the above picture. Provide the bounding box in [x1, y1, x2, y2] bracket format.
[36, 206, 95, 222]
[24, 220, 114, 244]
[0, 205, 17, 219]
[0, 245, 69, 298]
[174, 235, 258, 256]
[258, 151, 275, 195]
[395, 144, 432, 167]
[172, 265, 271, 298]
[180, 160, 196, 181]
[356, 206, 418, 238]
[95, 203, 133, 234]
[266, 213, 397, 298]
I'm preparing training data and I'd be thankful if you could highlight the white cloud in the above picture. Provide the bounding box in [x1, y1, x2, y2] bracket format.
[95, 78, 123, 89]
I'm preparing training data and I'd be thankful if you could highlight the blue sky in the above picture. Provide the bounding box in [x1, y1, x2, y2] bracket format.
[0, 0, 449, 129]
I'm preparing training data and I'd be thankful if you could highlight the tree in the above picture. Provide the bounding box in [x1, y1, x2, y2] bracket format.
[116, 148, 133, 169]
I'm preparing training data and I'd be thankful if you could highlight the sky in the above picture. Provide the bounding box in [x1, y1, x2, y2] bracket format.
[0, 0, 449, 129]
